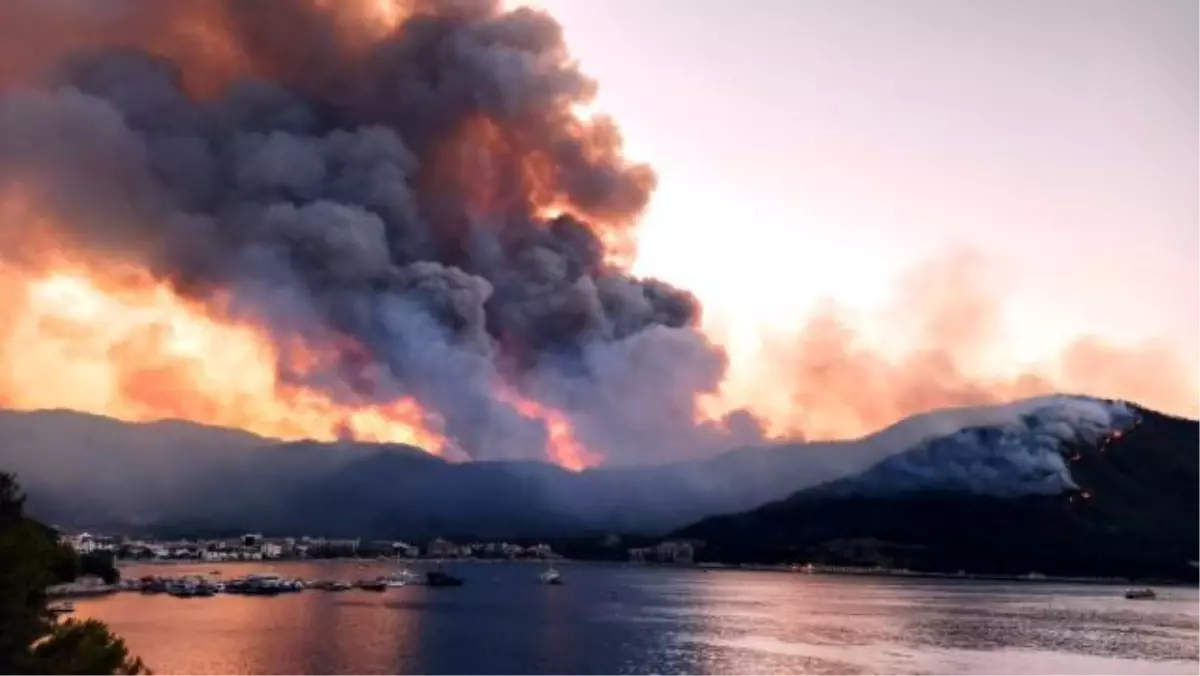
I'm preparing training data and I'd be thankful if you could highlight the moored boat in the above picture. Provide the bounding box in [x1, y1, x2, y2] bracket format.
[426, 571, 464, 587]
[425, 560, 464, 587]
[48, 601, 75, 615]
[229, 573, 289, 595]
[383, 553, 421, 587]
[539, 563, 563, 585]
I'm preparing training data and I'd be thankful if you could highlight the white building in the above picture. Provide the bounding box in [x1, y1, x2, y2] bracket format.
[393, 542, 420, 558]
[61, 532, 117, 554]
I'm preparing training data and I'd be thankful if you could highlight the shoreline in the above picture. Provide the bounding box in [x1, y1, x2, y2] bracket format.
[116, 557, 555, 567]
[113, 558, 1198, 587]
[689, 562, 1198, 587]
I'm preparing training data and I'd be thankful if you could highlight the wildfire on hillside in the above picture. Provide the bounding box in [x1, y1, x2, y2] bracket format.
[0, 245, 449, 454]
[495, 387, 602, 471]
[0, 0, 1193, 471]
[0, 0, 713, 469]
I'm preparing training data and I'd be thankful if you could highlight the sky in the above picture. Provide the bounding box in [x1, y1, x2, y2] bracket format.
[517, 0, 1198, 382]
[0, 0, 1193, 459]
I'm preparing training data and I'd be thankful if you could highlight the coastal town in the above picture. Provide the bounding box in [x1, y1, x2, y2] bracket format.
[58, 530, 699, 565]
[45, 530, 703, 602]
[60, 531, 564, 562]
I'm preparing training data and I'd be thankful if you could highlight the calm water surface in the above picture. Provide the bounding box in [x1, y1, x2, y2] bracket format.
[75, 562, 1198, 675]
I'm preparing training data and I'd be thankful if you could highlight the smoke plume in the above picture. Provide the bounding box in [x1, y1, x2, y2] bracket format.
[0, 1, 1190, 470]
[0, 0, 758, 464]
[822, 395, 1137, 497]
[754, 252, 1198, 440]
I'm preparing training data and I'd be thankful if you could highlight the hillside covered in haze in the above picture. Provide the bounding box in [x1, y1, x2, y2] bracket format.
[0, 408, 888, 539]
[674, 402, 1198, 581]
[0, 396, 1160, 549]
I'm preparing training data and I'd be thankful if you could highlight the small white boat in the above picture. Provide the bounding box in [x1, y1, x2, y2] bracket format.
[539, 564, 563, 585]
[383, 555, 421, 587]
[1125, 588, 1156, 600]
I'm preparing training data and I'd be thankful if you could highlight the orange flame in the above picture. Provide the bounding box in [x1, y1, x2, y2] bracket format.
[0, 257, 448, 453]
[496, 387, 600, 472]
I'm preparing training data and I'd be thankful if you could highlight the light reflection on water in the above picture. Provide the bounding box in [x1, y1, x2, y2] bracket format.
[73, 562, 1199, 675]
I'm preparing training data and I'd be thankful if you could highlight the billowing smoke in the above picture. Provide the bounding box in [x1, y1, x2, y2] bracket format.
[0, 0, 759, 464]
[753, 252, 1198, 441]
[819, 395, 1137, 497]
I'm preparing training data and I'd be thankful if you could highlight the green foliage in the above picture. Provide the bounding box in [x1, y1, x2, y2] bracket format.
[0, 473, 54, 673]
[80, 552, 120, 586]
[0, 472, 149, 675]
[48, 545, 82, 587]
[29, 619, 148, 675]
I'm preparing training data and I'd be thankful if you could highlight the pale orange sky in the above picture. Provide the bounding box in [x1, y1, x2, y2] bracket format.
[516, 0, 1198, 398]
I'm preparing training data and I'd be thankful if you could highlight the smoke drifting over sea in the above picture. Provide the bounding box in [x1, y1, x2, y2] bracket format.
[0, 0, 758, 465]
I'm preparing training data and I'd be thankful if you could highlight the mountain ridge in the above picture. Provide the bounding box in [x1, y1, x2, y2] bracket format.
[0, 395, 1176, 544]
[672, 402, 1198, 580]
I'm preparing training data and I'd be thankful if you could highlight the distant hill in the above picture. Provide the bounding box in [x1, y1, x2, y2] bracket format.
[673, 402, 1198, 581]
[0, 396, 1166, 545]
[0, 408, 889, 539]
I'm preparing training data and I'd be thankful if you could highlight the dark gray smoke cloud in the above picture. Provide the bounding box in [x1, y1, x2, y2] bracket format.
[0, 0, 760, 463]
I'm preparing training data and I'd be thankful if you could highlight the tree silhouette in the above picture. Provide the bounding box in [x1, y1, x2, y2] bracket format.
[0, 472, 149, 674]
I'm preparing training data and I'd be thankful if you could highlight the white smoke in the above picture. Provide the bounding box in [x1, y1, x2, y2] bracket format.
[823, 395, 1136, 497]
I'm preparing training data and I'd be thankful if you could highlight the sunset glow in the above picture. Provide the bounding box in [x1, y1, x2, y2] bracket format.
[1, 255, 448, 453]
[0, 0, 1193, 471]
[516, 0, 1199, 428]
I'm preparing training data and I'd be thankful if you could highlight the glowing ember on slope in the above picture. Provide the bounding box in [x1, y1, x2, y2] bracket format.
[1, 261, 448, 453]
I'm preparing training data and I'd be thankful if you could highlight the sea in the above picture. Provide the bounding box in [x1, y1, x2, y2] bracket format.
[73, 561, 1198, 675]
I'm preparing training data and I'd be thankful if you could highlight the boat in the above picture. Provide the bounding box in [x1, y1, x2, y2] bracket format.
[330, 581, 353, 591]
[358, 580, 388, 592]
[230, 573, 288, 595]
[539, 563, 563, 585]
[139, 576, 167, 594]
[426, 571, 464, 587]
[383, 553, 420, 587]
[382, 574, 409, 588]
[48, 601, 75, 615]
[425, 560, 464, 587]
[166, 581, 198, 598]
[1125, 588, 1157, 600]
